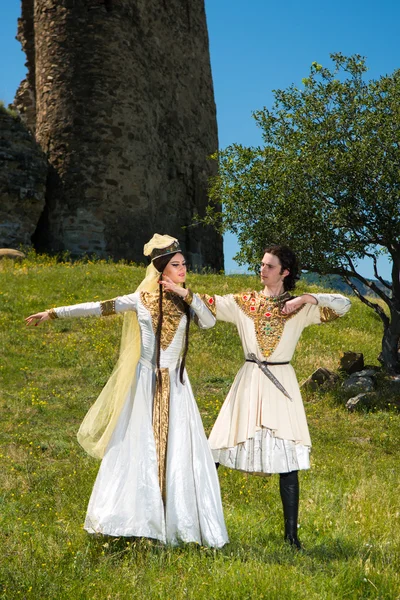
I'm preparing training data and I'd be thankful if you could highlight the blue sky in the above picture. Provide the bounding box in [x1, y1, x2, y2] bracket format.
[1, 0, 398, 281]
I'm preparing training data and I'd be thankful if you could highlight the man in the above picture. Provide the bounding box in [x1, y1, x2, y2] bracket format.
[203, 245, 350, 548]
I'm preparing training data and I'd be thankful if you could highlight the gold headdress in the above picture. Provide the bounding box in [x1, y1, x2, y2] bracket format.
[144, 233, 181, 262]
[77, 234, 179, 459]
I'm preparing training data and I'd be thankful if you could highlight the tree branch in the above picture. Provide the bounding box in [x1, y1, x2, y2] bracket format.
[311, 189, 386, 246]
[342, 254, 392, 304]
[342, 275, 390, 329]
[364, 251, 392, 291]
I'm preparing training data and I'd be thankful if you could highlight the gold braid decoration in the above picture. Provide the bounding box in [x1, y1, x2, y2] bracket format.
[233, 291, 305, 359]
[153, 367, 170, 503]
[319, 306, 340, 323]
[140, 291, 187, 351]
[183, 288, 194, 305]
[140, 290, 188, 500]
[198, 294, 217, 317]
[100, 299, 116, 316]
[46, 309, 58, 320]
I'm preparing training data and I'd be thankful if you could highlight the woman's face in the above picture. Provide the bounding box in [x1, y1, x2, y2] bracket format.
[163, 252, 187, 284]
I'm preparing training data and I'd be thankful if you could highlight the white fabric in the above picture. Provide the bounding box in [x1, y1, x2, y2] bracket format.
[55, 301, 102, 319]
[309, 293, 352, 315]
[209, 292, 351, 473]
[213, 427, 310, 475]
[55, 293, 228, 547]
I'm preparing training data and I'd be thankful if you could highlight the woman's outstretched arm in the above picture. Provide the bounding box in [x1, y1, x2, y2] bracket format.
[25, 294, 139, 326]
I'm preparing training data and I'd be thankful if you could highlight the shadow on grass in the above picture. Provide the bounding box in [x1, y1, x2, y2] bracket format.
[300, 535, 360, 562]
[85, 530, 361, 569]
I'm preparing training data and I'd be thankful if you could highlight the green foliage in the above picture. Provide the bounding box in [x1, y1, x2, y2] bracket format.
[0, 255, 399, 598]
[206, 53, 400, 371]
[208, 54, 400, 275]
[0, 99, 18, 118]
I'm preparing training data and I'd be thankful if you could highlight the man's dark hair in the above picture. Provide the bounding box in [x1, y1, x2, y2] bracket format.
[263, 245, 300, 291]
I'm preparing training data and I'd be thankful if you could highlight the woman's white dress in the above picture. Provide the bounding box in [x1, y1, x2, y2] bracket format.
[54, 292, 228, 547]
[201, 292, 351, 475]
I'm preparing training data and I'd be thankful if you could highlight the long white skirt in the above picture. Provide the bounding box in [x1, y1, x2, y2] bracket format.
[84, 363, 228, 547]
[212, 427, 310, 475]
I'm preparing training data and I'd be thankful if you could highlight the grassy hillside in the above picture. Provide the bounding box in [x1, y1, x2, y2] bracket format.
[0, 254, 399, 600]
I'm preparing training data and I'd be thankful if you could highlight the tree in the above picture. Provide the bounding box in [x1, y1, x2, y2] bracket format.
[206, 53, 400, 372]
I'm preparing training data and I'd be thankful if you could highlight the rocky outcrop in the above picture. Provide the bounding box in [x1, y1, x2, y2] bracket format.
[342, 374, 375, 394]
[340, 352, 364, 375]
[15, 0, 223, 267]
[301, 352, 397, 413]
[301, 367, 340, 391]
[0, 109, 47, 247]
[346, 392, 377, 412]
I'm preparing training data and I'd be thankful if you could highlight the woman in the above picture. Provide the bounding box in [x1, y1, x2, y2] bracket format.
[201, 245, 351, 548]
[25, 234, 228, 548]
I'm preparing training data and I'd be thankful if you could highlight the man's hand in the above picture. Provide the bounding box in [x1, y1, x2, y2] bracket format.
[281, 294, 317, 314]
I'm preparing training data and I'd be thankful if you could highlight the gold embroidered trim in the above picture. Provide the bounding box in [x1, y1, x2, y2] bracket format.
[153, 367, 170, 503]
[198, 294, 217, 317]
[233, 291, 305, 359]
[184, 288, 194, 305]
[151, 240, 181, 261]
[46, 308, 58, 320]
[319, 306, 340, 323]
[140, 291, 186, 351]
[100, 299, 116, 316]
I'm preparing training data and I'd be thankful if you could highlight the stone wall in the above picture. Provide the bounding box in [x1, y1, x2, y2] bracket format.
[0, 109, 47, 247]
[15, 0, 36, 133]
[15, 0, 223, 269]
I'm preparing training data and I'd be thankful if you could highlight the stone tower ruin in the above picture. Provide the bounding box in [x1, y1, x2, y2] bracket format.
[15, 0, 223, 269]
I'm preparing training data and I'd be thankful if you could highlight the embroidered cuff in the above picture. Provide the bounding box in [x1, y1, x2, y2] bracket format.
[100, 299, 116, 316]
[319, 306, 340, 323]
[47, 309, 58, 320]
[202, 294, 217, 317]
[184, 289, 194, 306]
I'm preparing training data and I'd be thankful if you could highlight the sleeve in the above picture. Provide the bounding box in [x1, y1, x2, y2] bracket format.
[197, 293, 238, 324]
[52, 293, 139, 319]
[304, 293, 351, 326]
[189, 294, 216, 329]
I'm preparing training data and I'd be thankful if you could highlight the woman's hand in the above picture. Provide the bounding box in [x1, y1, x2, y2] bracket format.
[281, 294, 317, 315]
[159, 276, 188, 299]
[25, 311, 51, 326]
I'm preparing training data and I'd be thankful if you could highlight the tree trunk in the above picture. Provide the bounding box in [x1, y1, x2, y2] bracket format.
[379, 309, 400, 373]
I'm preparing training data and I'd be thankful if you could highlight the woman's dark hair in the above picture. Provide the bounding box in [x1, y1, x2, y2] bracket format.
[152, 251, 190, 385]
[263, 245, 300, 291]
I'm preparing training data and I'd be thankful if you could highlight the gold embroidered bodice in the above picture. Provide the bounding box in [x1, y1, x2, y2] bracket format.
[234, 291, 305, 358]
[140, 291, 188, 351]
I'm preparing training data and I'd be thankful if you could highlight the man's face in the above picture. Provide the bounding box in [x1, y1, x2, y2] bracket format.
[260, 252, 289, 287]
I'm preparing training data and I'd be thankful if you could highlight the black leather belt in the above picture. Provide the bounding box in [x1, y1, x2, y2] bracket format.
[246, 353, 292, 400]
[246, 359, 290, 366]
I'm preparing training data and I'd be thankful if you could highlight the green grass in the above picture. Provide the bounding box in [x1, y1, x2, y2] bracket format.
[0, 100, 18, 118]
[0, 253, 399, 600]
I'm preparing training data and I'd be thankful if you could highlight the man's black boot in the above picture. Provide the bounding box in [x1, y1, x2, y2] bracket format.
[279, 470, 303, 550]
